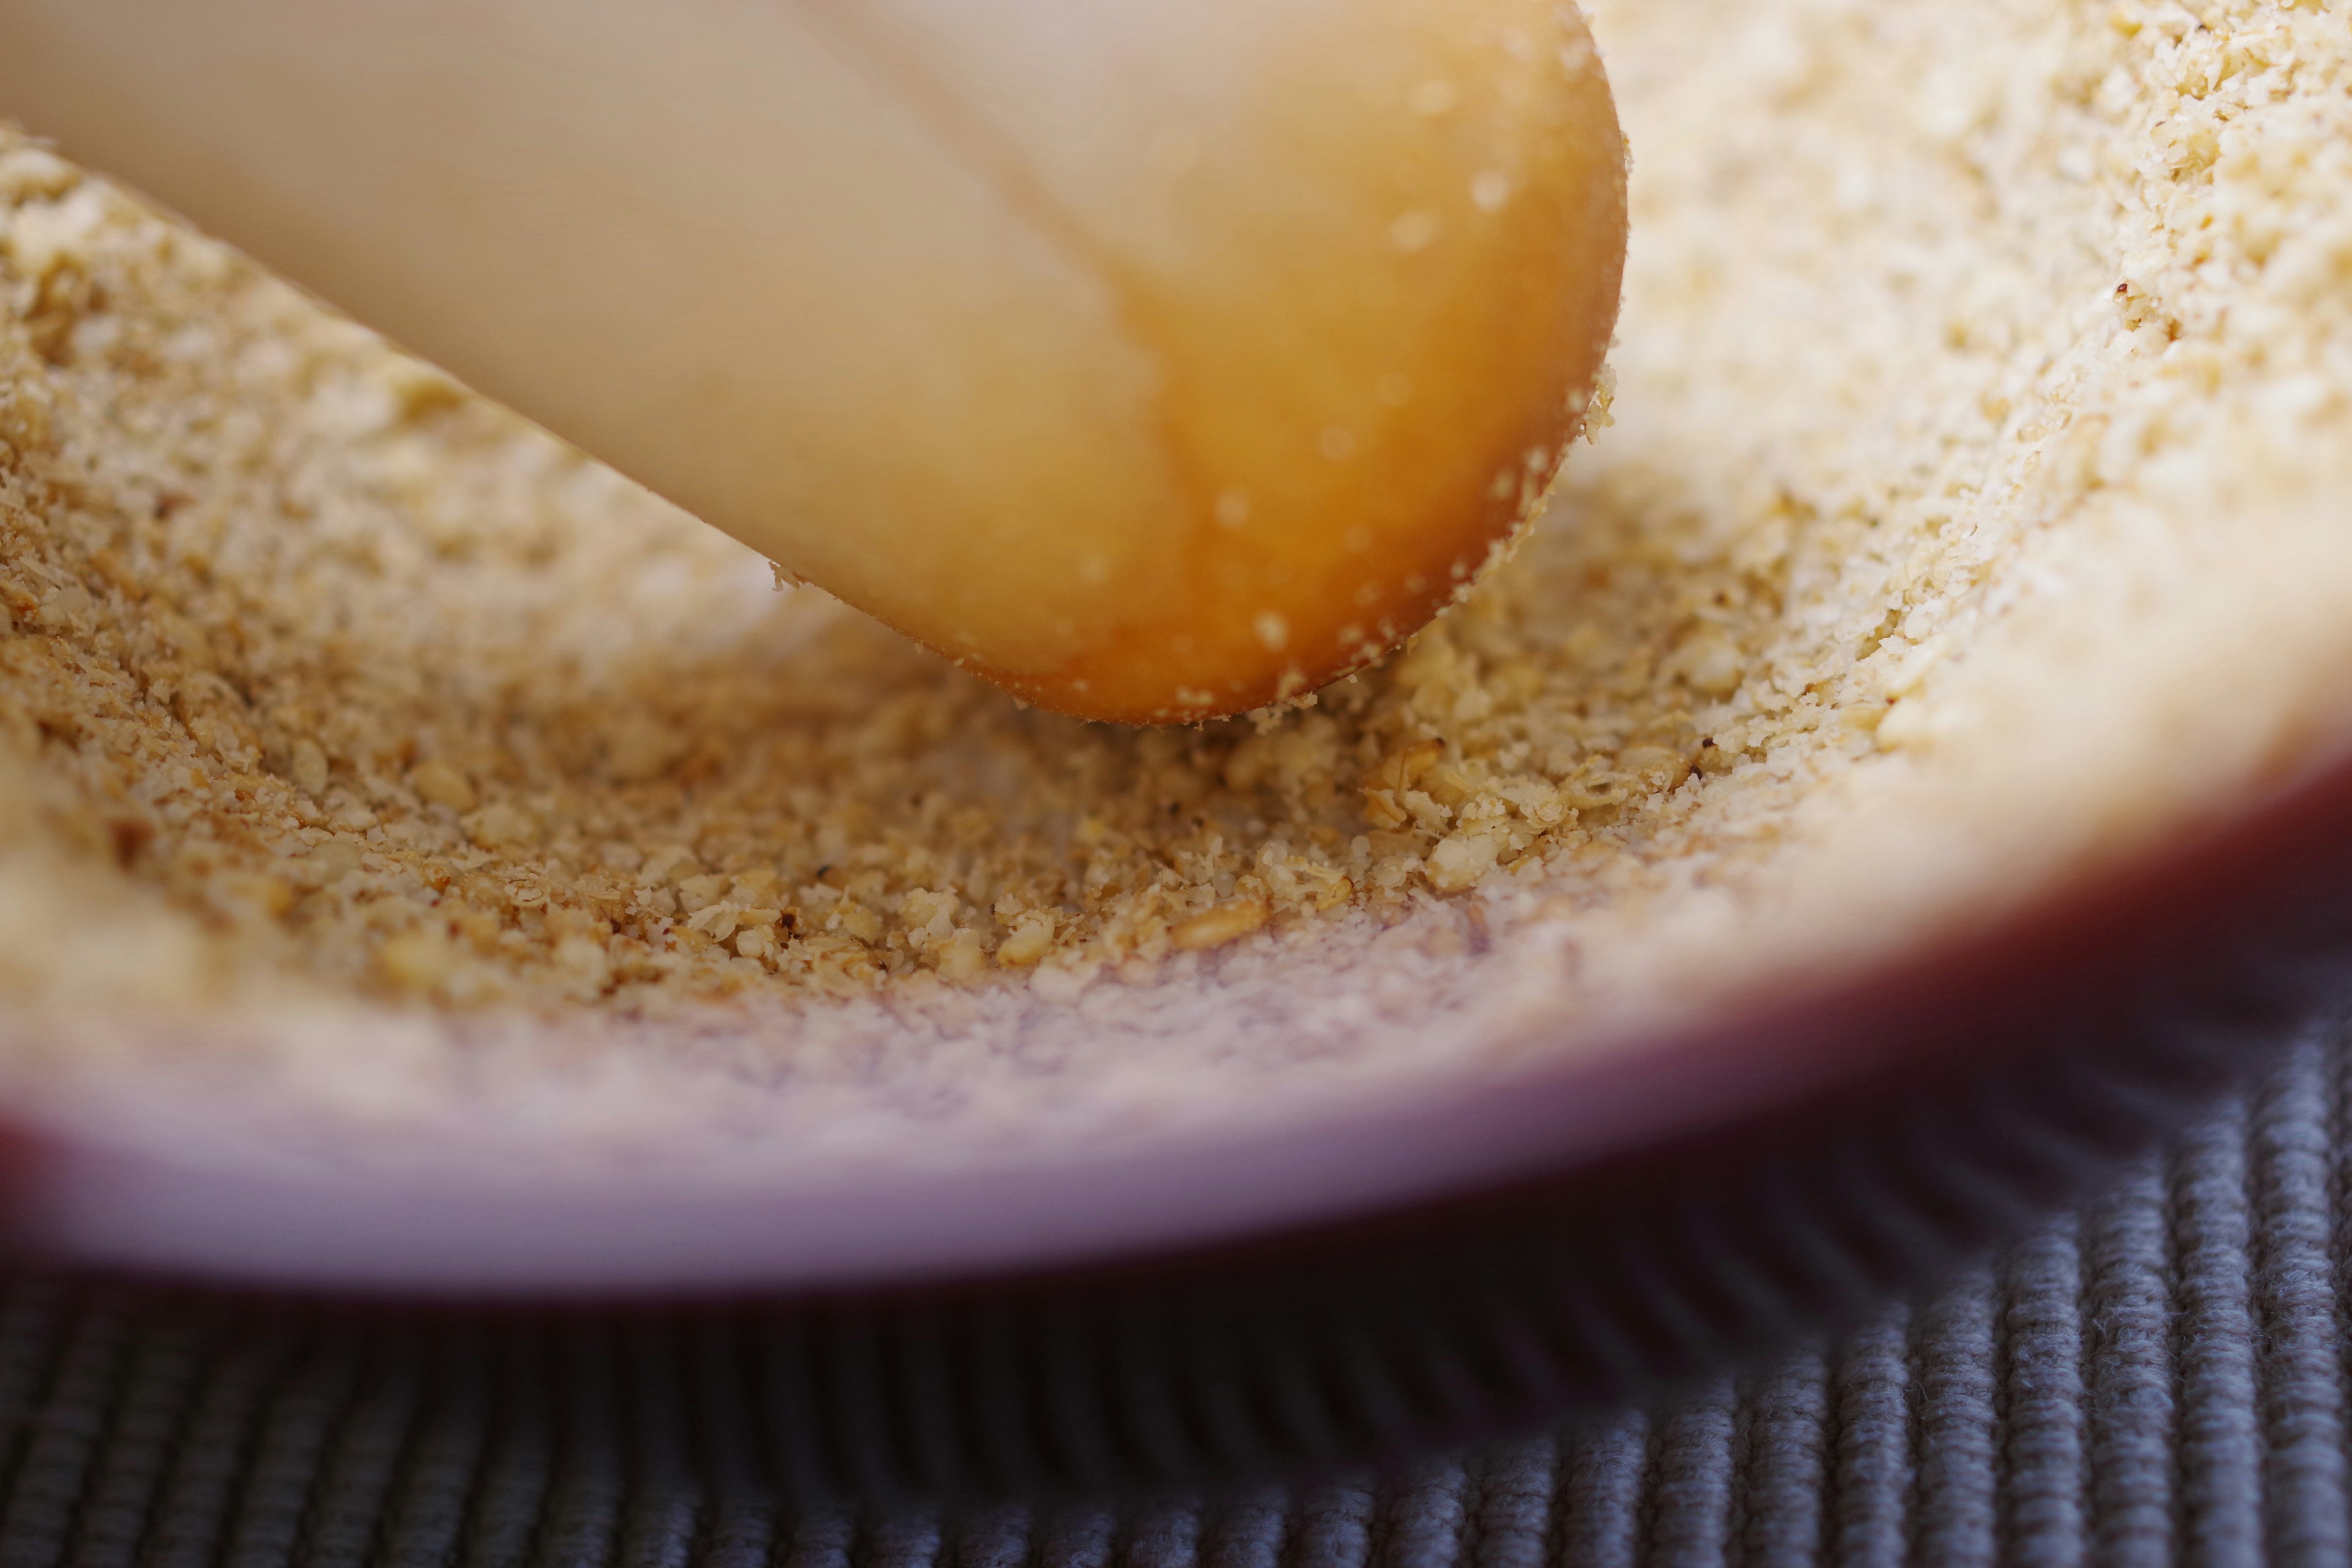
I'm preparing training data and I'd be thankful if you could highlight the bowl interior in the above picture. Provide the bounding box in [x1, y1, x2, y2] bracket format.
[4, 0, 2352, 1288]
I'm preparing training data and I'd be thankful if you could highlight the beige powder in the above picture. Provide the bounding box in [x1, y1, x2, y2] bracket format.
[3, 0, 2352, 1158]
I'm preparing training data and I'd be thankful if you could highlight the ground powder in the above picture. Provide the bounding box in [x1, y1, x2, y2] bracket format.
[1, 0, 2351, 1155]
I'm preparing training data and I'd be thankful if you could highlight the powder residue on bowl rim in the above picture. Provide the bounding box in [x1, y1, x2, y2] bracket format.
[3, 0, 2352, 1134]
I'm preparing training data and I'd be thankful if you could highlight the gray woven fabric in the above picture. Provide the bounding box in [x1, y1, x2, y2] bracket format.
[0, 1014, 2348, 1566]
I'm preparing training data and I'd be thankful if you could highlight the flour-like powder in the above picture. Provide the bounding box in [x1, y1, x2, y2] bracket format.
[1, 0, 2349, 1166]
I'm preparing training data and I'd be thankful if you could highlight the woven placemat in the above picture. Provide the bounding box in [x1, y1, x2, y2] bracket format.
[0, 1012, 2343, 1567]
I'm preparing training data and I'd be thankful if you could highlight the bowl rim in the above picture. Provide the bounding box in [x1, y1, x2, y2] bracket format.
[5, 741, 2347, 1298]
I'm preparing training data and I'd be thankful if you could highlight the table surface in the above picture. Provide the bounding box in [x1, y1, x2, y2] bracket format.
[0, 1012, 2342, 1568]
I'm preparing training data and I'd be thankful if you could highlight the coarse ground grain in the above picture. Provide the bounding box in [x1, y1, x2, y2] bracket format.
[4, 0, 2352, 1161]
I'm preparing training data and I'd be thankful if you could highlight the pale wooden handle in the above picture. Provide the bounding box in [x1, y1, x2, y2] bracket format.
[0, 0, 1625, 722]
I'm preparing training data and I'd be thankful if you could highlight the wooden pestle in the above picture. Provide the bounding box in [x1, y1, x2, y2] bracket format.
[0, 0, 1626, 721]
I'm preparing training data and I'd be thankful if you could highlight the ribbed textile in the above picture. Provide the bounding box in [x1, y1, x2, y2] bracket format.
[2, 1012, 2350, 1566]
